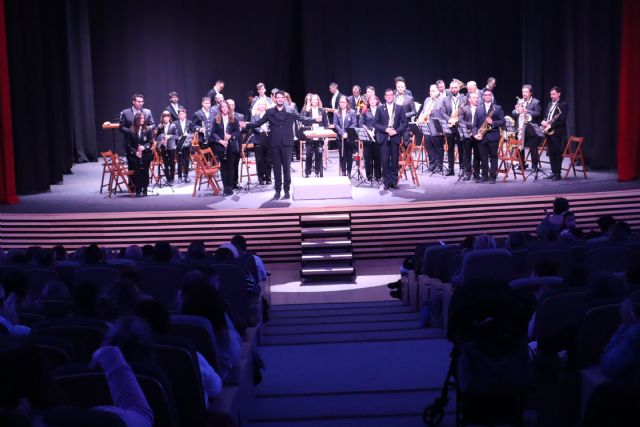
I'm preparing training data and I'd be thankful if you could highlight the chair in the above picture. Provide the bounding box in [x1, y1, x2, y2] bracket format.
[239, 142, 258, 184]
[149, 144, 166, 186]
[31, 318, 108, 362]
[153, 337, 206, 427]
[398, 137, 419, 185]
[576, 303, 621, 369]
[17, 312, 47, 328]
[585, 246, 631, 273]
[137, 264, 183, 308]
[192, 152, 221, 196]
[534, 291, 587, 345]
[510, 248, 530, 278]
[214, 263, 251, 331]
[411, 134, 429, 172]
[525, 249, 571, 277]
[73, 265, 121, 290]
[170, 314, 221, 371]
[108, 153, 135, 198]
[55, 261, 80, 286]
[509, 276, 564, 301]
[497, 137, 527, 181]
[99, 150, 114, 193]
[22, 268, 59, 297]
[37, 299, 73, 319]
[459, 249, 514, 287]
[528, 137, 549, 165]
[562, 136, 587, 179]
[0, 335, 73, 370]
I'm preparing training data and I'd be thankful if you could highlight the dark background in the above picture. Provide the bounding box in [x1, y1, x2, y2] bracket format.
[4, 0, 621, 195]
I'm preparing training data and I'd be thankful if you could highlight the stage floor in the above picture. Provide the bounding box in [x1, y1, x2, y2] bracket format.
[2, 151, 637, 214]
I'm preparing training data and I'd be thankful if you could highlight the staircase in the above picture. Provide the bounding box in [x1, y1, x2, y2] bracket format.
[300, 214, 355, 284]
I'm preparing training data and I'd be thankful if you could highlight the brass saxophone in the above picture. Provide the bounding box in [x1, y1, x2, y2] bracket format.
[449, 100, 466, 126]
[543, 105, 561, 135]
[475, 106, 494, 139]
[417, 99, 436, 123]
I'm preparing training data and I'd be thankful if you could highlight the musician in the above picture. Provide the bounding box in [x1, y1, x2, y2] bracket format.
[473, 89, 505, 183]
[362, 94, 382, 181]
[328, 82, 343, 111]
[156, 110, 178, 184]
[227, 99, 244, 189]
[347, 85, 364, 111]
[333, 96, 358, 177]
[165, 91, 183, 121]
[395, 80, 417, 123]
[365, 85, 376, 99]
[251, 82, 275, 108]
[511, 85, 542, 171]
[211, 93, 225, 117]
[251, 99, 272, 185]
[466, 81, 481, 99]
[211, 100, 240, 196]
[541, 86, 568, 181]
[442, 80, 468, 176]
[124, 112, 153, 197]
[436, 80, 447, 98]
[174, 108, 193, 183]
[301, 94, 329, 177]
[483, 77, 497, 102]
[284, 92, 298, 113]
[394, 76, 413, 97]
[192, 96, 214, 149]
[458, 92, 480, 181]
[119, 94, 154, 134]
[241, 91, 322, 200]
[206, 80, 224, 101]
[418, 84, 446, 173]
[374, 88, 408, 190]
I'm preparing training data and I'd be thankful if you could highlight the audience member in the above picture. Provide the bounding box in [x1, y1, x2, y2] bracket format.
[600, 298, 640, 382]
[537, 197, 570, 240]
[231, 235, 267, 296]
[123, 245, 143, 262]
[0, 287, 30, 335]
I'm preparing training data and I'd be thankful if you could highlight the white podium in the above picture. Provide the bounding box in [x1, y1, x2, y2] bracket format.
[292, 176, 352, 201]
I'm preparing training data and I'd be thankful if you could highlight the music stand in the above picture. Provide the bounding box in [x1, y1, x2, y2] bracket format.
[409, 123, 428, 173]
[527, 123, 551, 180]
[347, 127, 368, 184]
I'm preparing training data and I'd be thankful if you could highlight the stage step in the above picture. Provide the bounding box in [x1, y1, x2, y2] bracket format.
[301, 226, 351, 236]
[301, 238, 352, 249]
[301, 265, 355, 276]
[300, 213, 351, 224]
[301, 253, 353, 261]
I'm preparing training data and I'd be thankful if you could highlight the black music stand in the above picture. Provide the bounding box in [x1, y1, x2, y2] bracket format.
[528, 123, 551, 180]
[409, 123, 428, 173]
[455, 123, 474, 183]
[348, 127, 370, 185]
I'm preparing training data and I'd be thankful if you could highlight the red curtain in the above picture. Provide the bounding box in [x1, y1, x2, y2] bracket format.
[617, 0, 640, 181]
[0, 0, 18, 203]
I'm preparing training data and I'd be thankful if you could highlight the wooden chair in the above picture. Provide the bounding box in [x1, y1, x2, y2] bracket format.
[497, 137, 527, 181]
[108, 153, 135, 198]
[149, 143, 165, 185]
[240, 142, 258, 184]
[412, 134, 429, 172]
[99, 150, 114, 193]
[192, 153, 221, 196]
[562, 136, 587, 179]
[398, 138, 419, 185]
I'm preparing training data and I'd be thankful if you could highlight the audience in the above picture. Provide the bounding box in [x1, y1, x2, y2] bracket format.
[537, 196, 570, 240]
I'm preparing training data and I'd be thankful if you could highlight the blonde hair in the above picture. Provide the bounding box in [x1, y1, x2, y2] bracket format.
[252, 98, 268, 116]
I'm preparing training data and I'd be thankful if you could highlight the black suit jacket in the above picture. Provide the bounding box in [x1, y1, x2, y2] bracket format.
[333, 109, 358, 138]
[442, 94, 468, 123]
[192, 109, 215, 144]
[543, 100, 568, 136]
[165, 104, 184, 122]
[395, 94, 417, 121]
[173, 119, 194, 149]
[155, 123, 178, 150]
[210, 116, 241, 156]
[246, 106, 317, 147]
[511, 97, 542, 137]
[119, 108, 155, 134]
[473, 103, 505, 142]
[124, 128, 153, 157]
[373, 103, 408, 144]
[301, 108, 329, 127]
[328, 91, 344, 110]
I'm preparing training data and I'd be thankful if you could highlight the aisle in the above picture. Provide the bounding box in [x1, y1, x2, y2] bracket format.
[249, 300, 452, 427]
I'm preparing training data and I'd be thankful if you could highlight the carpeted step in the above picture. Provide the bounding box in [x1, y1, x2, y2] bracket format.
[269, 304, 415, 319]
[262, 319, 421, 335]
[267, 311, 421, 326]
[259, 327, 444, 346]
[270, 300, 404, 311]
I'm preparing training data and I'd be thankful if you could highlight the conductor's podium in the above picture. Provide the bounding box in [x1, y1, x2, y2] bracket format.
[292, 176, 352, 201]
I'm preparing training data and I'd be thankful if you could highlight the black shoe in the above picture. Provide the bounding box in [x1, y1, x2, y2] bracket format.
[390, 289, 402, 299]
[489, 177, 496, 184]
[266, 180, 272, 185]
[543, 174, 555, 180]
[462, 174, 471, 181]
[282, 192, 290, 199]
[136, 191, 142, 197]
[446, 170, 455, 176]
[552, 174, 562, 181]
[223, 188, 233, 196]
[273, 192, 281, 200]
[142, 188, 148, 196]
[383, 184, 390, 190]
[304, 174, 310, 178]
[387, 280, 401, 289]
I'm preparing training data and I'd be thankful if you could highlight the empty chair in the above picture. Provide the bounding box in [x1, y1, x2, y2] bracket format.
[525, 249, 570, 277]
[534, 291, 588, 349]
[459, 249, 514, 287]
[22, 268, 59, 297]
[137, 265, 183, 308]
[169, 314, 221, 372]
[585, 246, 631, 274]
[74, 265, 121, 290]
[433, 247, 462, 282]
[31, 318, 108, 362]
[576, 303, 621, 369]
[214, 263, 251, 331]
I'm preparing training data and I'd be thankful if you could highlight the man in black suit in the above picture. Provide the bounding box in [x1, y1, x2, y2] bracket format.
[174, 108, 193, 182]
[206, 80, 224, 101]
[192, 96, 214, 149]
[483, 77, 497, 103]
[374, 88, 408, 190]
[394, 76, 413, 97]
[442, 80, 468, 175]
[328, 82, 343, 112]
[241, 91, 322, 200]
[418, 84, 447, 173]
[394, 80, 416, 145]
[165, 91, 184, 122]
[473, 89, 505, 183]
[511, 84, 543, 171]
[119, 93, 154, 134]
[228, 99, 245, 189]
[347, 85, 364, 111]
[541, 86, 568, 181]
[458, 92, 480, 181]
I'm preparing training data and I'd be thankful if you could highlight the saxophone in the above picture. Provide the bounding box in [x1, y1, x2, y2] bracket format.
[417, 98, 436, 123]
[449, 99, 466, 126]
[475, 106, 494, 139]
[543, 105, 561, 135]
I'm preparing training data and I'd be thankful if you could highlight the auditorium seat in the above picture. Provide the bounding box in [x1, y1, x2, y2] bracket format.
[169, 315, 221, 372]
[575, 303, 621, 369]
[55, 261, 80, 286]
[17, 311, 46, 328]
[22, 268, 59, 297]
[31, 318, 109, 362]
[0, 335, 74, 370]
[525, 248, 571, 277]
[137, 265, 183, 308]
[458, 249, 514, 287]
[509, 276, 564, 300]
[73, 265, 121, 290]
[214, 263, 251, 331]
[37, 299, 73, 319]
[534, 291, 587, 349]
[585, 246, 631, 274]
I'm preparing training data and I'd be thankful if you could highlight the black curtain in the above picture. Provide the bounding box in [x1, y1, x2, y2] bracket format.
[4, 0, 621, 195]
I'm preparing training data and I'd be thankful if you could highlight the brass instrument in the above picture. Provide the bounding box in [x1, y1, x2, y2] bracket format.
[452, 78, 467, 91]
[356, 96, 367, 114]
[504, 116, 521, 150]
[448, 99, 466, 126]
[417, 99, 436, 123]
[543, 105, 561, 135]
[475, 106, 494, 139]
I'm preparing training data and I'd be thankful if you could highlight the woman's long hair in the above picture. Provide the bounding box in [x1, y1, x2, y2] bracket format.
[131, 112, 148, 134]
[215, 100, 235, 124]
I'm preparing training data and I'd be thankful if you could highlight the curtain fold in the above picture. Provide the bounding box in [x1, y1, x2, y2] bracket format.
[0, 0, 18, 204]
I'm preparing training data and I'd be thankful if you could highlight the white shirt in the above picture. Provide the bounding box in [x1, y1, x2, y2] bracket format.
[386, 103, 395, 127]
[222, 114, 229, 133]
[171, 103, 179, 113]
[484, 102, 492, 114]
[180, 119, 186, 134]
[203, 109, 210, 120]
[547, 101, 558, 121]
[258, 112, 269, 132]
[470, 105, 477, 124]
[395, 94, 404, 106]
[451, 95, 459, 114]
[331, 92, 338, 109]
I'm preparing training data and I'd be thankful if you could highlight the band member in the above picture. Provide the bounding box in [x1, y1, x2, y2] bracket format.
[362, 94, 382, 181]
[458, 92, 480, 180]
[156, 110, 178, 184]
[473, 89, 505, 183]
[174, 108, 193, 183]
[206, 80, 224, 101]
[466, 81, 481, 99]
[442, 80, 468, 175]
[301, 94, 329, 177]
[418, 84, 446, 173]
[395, 80, 417, 130]
[227, 99, 244, 188]
[284, 92, 298, 113]
[125, 112, 153, 197]
[347, 85, 364, 110]
[166, 91, 183, 121]
[211, 100, 240, 196]
[192, 96, 214, 149]
[328, 82, 343, 111]
[511, 84, 542, 171]
[541, 86, 568, 181]
[394, 76, 413, 97]
[251, 83, 275, 108]
[436, 80, 447, 98]
[365, 85, 376, 99]
[241, 90, 321, 200]
[211, 93, 224, 117]
[483, 77, 497, 102]
[374, 88, 408, 190]
[251, 99, 272, 185]
[119, 94, 154, 135]
[334, 95, 358, 177]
